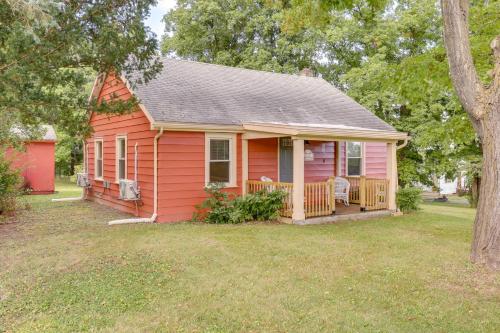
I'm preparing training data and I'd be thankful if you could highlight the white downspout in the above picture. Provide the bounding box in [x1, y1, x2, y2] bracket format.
[52, 140, 87, 202]
[397, 137, 410, 150]
[108, 128, 164, 225]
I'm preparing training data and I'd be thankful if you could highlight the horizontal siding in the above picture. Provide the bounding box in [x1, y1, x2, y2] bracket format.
[365, 142, 387, 179]
[157, 132, 243, 222]
[86, 73, 156, 218]
[304, 141, 335, 182]
[248, 138, 278, 181]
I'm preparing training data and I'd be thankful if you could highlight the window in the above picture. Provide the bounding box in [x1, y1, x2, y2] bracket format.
[205, 133, 237, 187]
[94, 139, 104, 180]
[116, 136, 127, 181]
[346, 141, 363, 176]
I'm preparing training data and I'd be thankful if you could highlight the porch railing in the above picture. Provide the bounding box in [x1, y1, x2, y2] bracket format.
[304, 182, 335, 218]
[245, 176, 389, 219]
[246, 180, 293, 217]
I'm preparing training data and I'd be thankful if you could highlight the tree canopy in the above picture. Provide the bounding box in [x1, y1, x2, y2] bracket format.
[0, 0, 162, 144]
[162, 0, 499, 188]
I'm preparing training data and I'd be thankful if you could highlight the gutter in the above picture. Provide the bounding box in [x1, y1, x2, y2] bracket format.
[108, 128, 164, 225]
[396, 137, 410, 150]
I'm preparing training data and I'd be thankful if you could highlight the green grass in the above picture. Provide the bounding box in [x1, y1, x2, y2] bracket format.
[1, 180, 498, 332]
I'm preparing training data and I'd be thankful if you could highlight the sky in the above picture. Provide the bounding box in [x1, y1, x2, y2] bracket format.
[145, 0, 177, 39]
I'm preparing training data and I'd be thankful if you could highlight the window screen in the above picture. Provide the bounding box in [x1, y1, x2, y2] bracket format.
[209, 139, 230, 183]
[117, 137, 126, 180]
[347, 142, 362, 176]
[95, 140, 103, 178]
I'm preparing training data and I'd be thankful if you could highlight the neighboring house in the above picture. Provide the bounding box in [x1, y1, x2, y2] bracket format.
[84, 58, 407, 223]
[8, 125, 57, 194]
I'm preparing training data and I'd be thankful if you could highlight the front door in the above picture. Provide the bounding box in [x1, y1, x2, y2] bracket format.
[279, 137, 293, 182]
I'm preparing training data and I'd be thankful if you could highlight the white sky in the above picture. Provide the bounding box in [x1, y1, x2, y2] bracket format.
[145, 0, 177, 38]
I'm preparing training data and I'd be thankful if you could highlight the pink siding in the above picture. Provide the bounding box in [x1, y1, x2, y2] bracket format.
[248, 138, 278, 181]
[246, 139, 387, 181]
[8, 142, 55, 193]
[304, 141, 335, 182]
[364, 142, 387, 179]
[86, 74, 156, 218]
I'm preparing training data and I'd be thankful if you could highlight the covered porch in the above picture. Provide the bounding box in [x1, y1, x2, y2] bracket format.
[241, 122, 407, 224]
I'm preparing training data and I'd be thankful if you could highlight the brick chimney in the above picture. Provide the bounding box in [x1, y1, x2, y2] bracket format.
[299, 68, 314, 77]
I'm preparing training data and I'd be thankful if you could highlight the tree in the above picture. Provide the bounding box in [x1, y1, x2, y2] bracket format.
[441, 0, 500, 269]
[162, 0, 321, 73]
[0, 0, 162, 145]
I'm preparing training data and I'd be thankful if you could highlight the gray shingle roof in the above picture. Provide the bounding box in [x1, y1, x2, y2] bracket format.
[130, 58, 396, 132]
[11, 125, 57, 141]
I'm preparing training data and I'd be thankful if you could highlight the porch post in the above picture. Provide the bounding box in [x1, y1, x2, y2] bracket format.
[335, 141, 342, 176]
[242, 138, 248, 195]
[386, 142, 398, 211]
[292, 138, 305, 221]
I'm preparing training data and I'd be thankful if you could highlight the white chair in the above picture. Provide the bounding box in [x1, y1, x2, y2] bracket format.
[260, 176, 275, 192]
[334, 177, 350, 206]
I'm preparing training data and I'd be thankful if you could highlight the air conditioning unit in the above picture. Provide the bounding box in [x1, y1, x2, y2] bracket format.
[76, 173, 90, 187]
[119, 179, 140, 200]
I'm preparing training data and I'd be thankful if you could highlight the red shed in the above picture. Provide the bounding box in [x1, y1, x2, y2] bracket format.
[9, 125, 57, 194]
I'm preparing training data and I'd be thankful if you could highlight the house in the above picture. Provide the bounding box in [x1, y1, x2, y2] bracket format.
[8, 125, 57, 194]
[84, 58, 408, 224]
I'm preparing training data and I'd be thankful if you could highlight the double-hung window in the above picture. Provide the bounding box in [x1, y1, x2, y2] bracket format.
[116, 136, 127, 181]
[205, 133, 237, 187]
[346, 141, 363, 176]
[94, 139, 104, 180]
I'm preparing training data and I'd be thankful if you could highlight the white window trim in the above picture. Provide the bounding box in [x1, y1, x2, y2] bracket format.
[345, 141, 365, 177]
[94, 138, 104, 181]
[205, 133, 237, 187]
[115, 135, 127, 183]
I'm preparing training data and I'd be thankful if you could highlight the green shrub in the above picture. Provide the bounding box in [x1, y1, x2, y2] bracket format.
[0, 151, 22, 215]
[396, 187, 422, 213]
[194, 183, 286, 224]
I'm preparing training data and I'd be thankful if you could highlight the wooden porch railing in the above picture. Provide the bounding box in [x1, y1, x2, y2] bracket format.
[304, 181, 335, 218]
[245, 176, 389, 219]
[246, 180, 293, 217]
[345, 176, 361, 204]
[364, 178, 389, 211]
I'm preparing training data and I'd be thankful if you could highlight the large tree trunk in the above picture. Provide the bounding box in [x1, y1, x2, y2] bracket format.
[441, 0, 500, 269]
[471, 109, 500, 268]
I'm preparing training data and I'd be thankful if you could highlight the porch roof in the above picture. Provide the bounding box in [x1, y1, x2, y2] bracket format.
[242, 122, 408, 141]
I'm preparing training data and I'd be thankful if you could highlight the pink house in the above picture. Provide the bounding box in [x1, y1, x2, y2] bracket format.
[9, 125, 56, 194]
[82, 59, 407, 224]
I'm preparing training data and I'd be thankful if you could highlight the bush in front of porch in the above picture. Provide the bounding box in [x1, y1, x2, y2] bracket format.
[194, 184, 287, 224]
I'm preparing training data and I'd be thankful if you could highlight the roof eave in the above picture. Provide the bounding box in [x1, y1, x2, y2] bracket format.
[243, 123, 408, 141]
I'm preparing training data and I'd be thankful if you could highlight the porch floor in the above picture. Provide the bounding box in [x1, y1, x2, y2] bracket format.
[335, 203, 362, 215]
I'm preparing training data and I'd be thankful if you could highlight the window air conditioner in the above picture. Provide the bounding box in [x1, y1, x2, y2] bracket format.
[119, 179, 140, 200]
[76, 173, 90, 187]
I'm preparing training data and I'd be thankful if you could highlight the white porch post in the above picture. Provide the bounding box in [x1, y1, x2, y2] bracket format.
[242, 138, 248, 195]
[386, 142, 398, 211]
[292, 138, 305, 221]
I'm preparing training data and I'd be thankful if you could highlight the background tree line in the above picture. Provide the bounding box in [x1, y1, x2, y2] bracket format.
[162, 0, 498, 206]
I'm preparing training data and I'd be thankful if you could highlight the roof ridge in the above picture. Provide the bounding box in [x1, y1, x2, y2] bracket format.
[162, 57, 325, 81]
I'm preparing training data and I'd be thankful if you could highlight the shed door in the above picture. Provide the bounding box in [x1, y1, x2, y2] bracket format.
[279, 137, 293, 182]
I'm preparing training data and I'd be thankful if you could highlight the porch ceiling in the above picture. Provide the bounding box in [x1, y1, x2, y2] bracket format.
[242, 122, 408, 142]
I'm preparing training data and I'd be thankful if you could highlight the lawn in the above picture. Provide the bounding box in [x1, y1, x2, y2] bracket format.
[1, 180, 498, 332]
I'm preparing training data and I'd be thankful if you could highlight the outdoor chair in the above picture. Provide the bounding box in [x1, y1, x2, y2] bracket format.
[334, 177, 350, 206]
